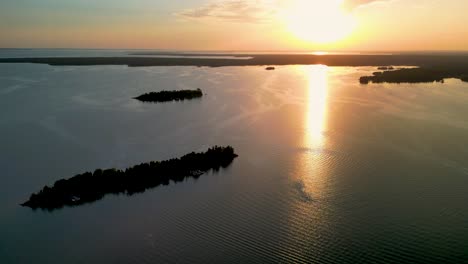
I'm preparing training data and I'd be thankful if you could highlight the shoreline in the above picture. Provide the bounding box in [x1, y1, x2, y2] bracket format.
[2, 54, 468, 83]
[22, 146, 238, 210]
[1, 54, 468, 68]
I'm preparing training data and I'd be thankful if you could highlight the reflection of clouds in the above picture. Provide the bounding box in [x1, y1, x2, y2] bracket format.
[293, 181, 314, 203]
[0, 76, 43, 94]
[139, 67, 169, 75]
[291, 147, 340, 202]
[0, 84, 24, 94]
[71, 94, 105, 107]
[178, 69, 194, 77]
[50, 67, 78, 73]
[38, 116, 78, 144]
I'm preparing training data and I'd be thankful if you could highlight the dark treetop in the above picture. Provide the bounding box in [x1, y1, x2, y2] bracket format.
[134, 89, 203, 103]
[22, 146, 238, 210]
[360, 66, 468, 84]
[377, 66, 395, 70]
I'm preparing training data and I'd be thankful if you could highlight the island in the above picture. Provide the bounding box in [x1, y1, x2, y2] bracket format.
[359, 67, 452, 84]
[266, 66, 276, 70]
[134, 88, 203, 102]
[22, 146, 238, 210]
[377, 66, 394, 70]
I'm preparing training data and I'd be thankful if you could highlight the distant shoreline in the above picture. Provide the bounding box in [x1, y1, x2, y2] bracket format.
[1, 54, 468, 68]
[2, 54, 468, 83]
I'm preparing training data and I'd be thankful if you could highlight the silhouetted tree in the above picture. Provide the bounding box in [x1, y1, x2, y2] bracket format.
[22, 146, 238, 211]
[134, 89, 203, 103]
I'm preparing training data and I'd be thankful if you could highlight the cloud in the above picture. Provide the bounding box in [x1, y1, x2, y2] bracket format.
[176, 0, 394, 23]
[176, 0, 280, 23]
[344, 0, 393, 10]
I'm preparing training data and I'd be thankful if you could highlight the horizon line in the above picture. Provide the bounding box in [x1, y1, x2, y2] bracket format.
[2, 48, 468, 54]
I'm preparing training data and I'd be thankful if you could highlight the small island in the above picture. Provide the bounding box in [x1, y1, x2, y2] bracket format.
[360, 67, 448, 84]
[266, 66, 276, 70]
[134, 88, 203, 102]
[377, 66, 394, 70]
[22, 146, 238, 210]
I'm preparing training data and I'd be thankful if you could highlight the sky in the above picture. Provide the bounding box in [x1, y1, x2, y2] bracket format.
[0, 0, 467, 51]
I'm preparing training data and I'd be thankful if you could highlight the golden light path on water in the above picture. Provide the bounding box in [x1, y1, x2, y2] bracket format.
[282, 65, 331, 256]
[294, 65, 330, 201]
[304, 65, 329, 148]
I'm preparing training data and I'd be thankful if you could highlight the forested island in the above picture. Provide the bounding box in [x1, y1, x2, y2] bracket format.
[360, 67, 468, 84]
[377, 66, 394, 70]
[22, 146, 238, 210]
[134, 89, 203, 102]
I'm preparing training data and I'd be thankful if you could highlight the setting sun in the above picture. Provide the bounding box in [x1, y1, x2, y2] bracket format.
[284, 0, 356, 44]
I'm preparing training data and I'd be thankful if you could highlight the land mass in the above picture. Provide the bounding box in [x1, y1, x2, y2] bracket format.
[134, 89, 203, 103]
[360, 67, 468, 84]
[2, 54, 468, 83]
[1, 54, 468, 68]
[22, 146, 238, 210]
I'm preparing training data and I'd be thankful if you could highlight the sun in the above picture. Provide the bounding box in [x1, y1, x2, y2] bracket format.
[284, 0, 356, 44]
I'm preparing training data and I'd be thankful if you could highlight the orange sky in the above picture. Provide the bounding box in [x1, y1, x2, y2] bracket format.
[0, 0, 467, 51]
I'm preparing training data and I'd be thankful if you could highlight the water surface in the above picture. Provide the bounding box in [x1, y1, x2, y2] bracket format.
[1, 63, 468, 263]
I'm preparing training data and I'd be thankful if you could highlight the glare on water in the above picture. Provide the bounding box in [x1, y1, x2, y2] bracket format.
[304, 65, 329, 148]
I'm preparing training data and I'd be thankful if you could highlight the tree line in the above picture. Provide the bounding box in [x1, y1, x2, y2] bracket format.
[22, 146, 238, 210]
[134, 88, 203, 102]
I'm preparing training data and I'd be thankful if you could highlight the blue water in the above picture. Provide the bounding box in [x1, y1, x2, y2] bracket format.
[1, 51, 468, 263]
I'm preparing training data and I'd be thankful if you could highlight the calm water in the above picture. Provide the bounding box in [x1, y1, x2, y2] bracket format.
[1, 60, 468, 263]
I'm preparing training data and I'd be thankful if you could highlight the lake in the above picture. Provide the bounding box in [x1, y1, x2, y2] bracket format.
[1, 59, 468, 263]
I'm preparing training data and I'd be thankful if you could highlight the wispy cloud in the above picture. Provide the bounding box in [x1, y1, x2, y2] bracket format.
[176, 0, 394, 23]
[344, 0, 394, 10]
[176, 0, 280, 23]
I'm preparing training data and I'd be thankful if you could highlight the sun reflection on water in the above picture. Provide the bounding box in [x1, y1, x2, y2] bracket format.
[293, 65, 331, 201]
[282, 65, 332, 253]
[304, 65, 329, 148]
